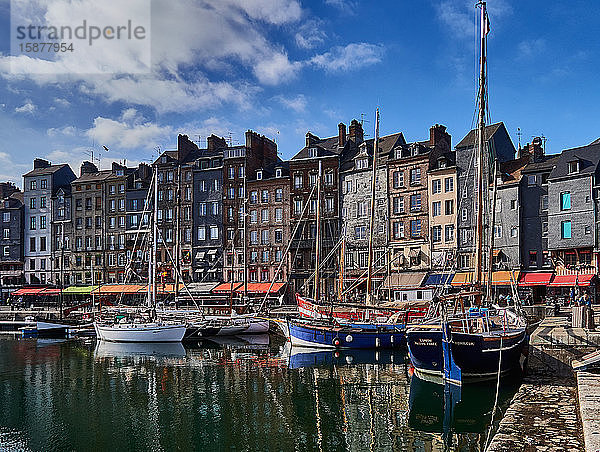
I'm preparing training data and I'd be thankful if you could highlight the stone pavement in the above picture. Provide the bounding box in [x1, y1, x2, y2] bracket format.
[486, 315, 587, 451]
[577, 371, 600, 452]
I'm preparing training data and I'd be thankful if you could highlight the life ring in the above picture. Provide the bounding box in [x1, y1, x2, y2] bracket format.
[333, 337, 341, 347]
[345, 334, 353, 343]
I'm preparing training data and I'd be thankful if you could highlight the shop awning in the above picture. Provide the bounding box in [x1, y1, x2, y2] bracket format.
[93, 284, 147, 294]
[518, 272, 554, 287]
[42, 288, 62, 295]
[549, 274, 595, 287]
[234, 282, 286, 294]
[383, 272, 427, 289]
[62, 285, 99, 294]
[423, 273, 454, 286]
[12, 287, 54, 296]
[195, 252, 205, 260]
[212, 282, 243, 293]
[451, 271, 519, 286]
[156, 284, 185, 294]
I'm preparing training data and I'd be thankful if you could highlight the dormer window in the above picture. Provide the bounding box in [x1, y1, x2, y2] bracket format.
[308, 148, 318, 158]
[161, 156, 167, 163]
[356, 158, 368, 170]
[395, 149, 402, 159]
[256, 170, 263, 180]
[115, 169, 124, 176]
[568, 160, 579, 174]
[275, 168, 282, 178]
[438, 158, 447, 168]
[411, 144, 419, 156]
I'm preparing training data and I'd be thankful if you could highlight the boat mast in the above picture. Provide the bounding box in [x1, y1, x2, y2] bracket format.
[338, 229, 345, 303]
[314, 160, 322, 301]
[487, 160, 498, 301]
[366, 107, 380, 304]
[152, 164, 158, 315]
[474, 1, 487, 293]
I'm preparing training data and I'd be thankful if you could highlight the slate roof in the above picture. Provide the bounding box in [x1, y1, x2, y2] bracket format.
[23, 164, 70, 178]
[73, 170, 113, 184]
[521, 154, 561, 174]
[549, 142, 600, 180]
[498, 155, 530, 186]
[249, 160, 289, 181]
[339, 132, 406, 172]
[292, 133, 345, 160]
[455, 123, 504, 149]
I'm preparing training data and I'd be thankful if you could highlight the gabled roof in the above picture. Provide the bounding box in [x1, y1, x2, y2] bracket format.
[292, 133, 344, 160]
[340, 132, 406, 171]
[455, 123, 504, 149]
[73, 170, 113, 184]
[498, 155, 530, 186]
[549, 142, 600, 180]
[23, 164, 70, 178]
[521, 154, 561, 174]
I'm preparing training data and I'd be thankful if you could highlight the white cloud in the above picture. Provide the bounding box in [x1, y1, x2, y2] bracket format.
[47, 125, 77, 137]
[517, 39, 546, 59]
[275, 94, 307, 112]
[86, 109, 173, 149]
[15, 100, 36, 114]
[53, 98, 71, 107]
[435, 0, 512, 40]
[325, 0, 358, 11]
[295, 20, 327, 49]
[309, 43, 385, 72]
[253, 53, 301, 85]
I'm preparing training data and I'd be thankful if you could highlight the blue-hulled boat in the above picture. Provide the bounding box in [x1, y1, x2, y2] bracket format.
[288, 318, 406, 349]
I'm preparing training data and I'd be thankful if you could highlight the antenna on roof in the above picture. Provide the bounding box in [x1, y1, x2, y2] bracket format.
[516, 128, 522, 149]
[360, 113, 370, 127]
[227, 133, 233, 147]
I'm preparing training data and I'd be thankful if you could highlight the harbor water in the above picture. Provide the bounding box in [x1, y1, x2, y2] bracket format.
[0, 336, 519, 451]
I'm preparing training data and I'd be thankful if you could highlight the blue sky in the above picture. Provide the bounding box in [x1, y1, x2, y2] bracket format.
[0, 0, 599, 187]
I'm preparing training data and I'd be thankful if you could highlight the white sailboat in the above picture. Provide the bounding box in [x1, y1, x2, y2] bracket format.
[94, 166, 186, 343]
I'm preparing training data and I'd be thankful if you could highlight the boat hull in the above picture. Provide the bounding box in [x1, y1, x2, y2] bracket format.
[288, 320, 405, 349]
[94, 323, 186, 343]
[407, 327, 528, 382]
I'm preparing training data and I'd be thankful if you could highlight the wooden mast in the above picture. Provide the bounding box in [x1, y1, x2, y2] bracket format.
[474, 1, 487, 296]
[313, 160, 322, 301]
[366, 107, 380, 304]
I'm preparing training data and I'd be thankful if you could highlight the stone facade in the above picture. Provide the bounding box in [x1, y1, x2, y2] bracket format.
[0, 191, 24, 299]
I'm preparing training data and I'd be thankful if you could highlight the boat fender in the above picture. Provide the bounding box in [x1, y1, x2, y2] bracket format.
[390, 335, 394, 344]
[345, 335, 353, 343]
[334, 351, 340, 358]
[333, 337, 341, 347]
[375, 337, 381, 348]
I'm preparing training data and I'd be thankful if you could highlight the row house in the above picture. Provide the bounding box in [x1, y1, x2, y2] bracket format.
[289, 121, 363, 300]
[340, 130, 405, 296]
[222, 131, 279, 284]
[387, 125, 451, 276]
[192, 136, 224, 283]
[0, 188, 24, 300]
[246, 161, 290, 286]
[23, 158, 76, 285]
[547, 140, 600, 276]
[456, 123, 516, 270]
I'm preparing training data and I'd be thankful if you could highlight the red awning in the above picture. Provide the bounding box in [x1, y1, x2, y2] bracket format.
[234, 283, 286, 294]
[549, 274, 595, 287]
[11, 287, 58, 296]
[212, 282, 243, 293]
[518, 272, 554, 287]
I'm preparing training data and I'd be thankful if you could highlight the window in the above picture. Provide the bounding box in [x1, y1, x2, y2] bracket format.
[40, 197, 46, 208]
[119, 199, 125, 211]
[568, 160, 579, 174]
[445, 224, 454, 242]
[3, 213, 9, 222]
[30, 237, 36, 252]
[354, 226, 366, 240]
[511, 227, 518, 238]
[239, 166, 245, 178]
[410, 194, 421, 212]
[3, 246, 8, 256]
[432, 225, 442, 243]
[445, 200, 454, 215]
[309, 172, 318, 187]
[410, 219, 421, 238]
[432, 179, 441, 194]
[393, 197, 404, 214]
[250, 210, 258, 223]
[276, 168, 282, 178]
[393, 222, 404, 239]
[261, 230, 269, 245]
[325, 197, 334, 212]
[228, 167, 235, 179]
[40, 259, 45, 270]
[357, 201, 368, 217]
[494, 225, 502, 238]
[261, 190, 269, 203]
[542, 222, 548, 236]
[227, 187, 235, 199]
[210, 202, 218, 215]
[30, 180, 37, 190]
[30, 198, 36, 209]
[345, 180, 352, 193]
[275, 230, 283, 243]
[444, 177, 454, 192]
[510, 199, 517, 210]
[294, 199, 303, 215]
[391, 171, 404, 188]
[461, 208, 468, 222]
[256, 170, 262, 180]
[581, 251, 592, 265]
[30, 216, 36, 230]
[586, 195, 591, 203]
[109, 200, 116, 212]
[2, 228, 8, 239]
[209, 226, 219, 240]
[541, 195, 548, 211]
[410, 168, 421, 185]
[275, 188, 283, 202]
[585, 225, 592, 234]
[275, 207, 283, 222]
[261, 209, 269, 223]
[432, 201, 441, 217]
[197, 227, 206, 241]
[527, 175, 536, 186]
[356, 158, 368, 170]
[358, 252, 368, 268]
[294, 174, 303, 189]
[561, 220, 572, 239]
[40, 179, 47, 189]
[324, 171, 334, 186]
[529, 251, 538, 267]
[560, 192, 571, 210]
[250, 230, 258, 245]
[308, 148, 318, 158]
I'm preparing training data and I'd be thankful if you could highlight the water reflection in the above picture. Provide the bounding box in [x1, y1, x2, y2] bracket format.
[0, 337, 519, 451]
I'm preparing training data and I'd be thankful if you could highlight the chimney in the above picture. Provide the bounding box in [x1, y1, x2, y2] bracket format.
[137, 163, 150, 181]
[348, 119, 364, 144]
[207, 134, 227, 151]
[306, 132, 318, 147]
[338, 123, 346, 147]
[33, 158, 51, 169]
[80, 161, 98, 176]
[429, 124, 450, 150]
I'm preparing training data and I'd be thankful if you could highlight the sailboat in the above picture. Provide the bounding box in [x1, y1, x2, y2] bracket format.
[406, 1, 528, 384]
[94, 166, 186, 343]
[288, 109, 409, 349]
